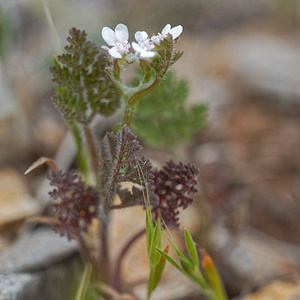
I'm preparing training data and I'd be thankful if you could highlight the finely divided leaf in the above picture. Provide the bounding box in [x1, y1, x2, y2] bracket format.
[50, 27, 120, 124]
[132, 70, 206, 149]
[101, 125, 155, 211]
[151, 34, 182, 79]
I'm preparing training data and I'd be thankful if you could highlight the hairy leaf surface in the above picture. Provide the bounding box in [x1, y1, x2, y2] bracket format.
[151, 34, 183, 79]
[132, 71, 206, 149]
[50, 27, 120, 124]
[101, 125, 155, 210]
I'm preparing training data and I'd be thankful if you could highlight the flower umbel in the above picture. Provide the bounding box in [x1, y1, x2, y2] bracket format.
[101, 23, 130, 59]
[101, 23, 183, 63]
[101, 22, 184, 126]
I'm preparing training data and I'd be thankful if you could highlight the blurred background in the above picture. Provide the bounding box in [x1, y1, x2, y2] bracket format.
[1, 0, 300, 299]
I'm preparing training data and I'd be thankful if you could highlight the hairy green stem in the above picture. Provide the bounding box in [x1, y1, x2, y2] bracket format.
[122, 105, 135, 127]
[127, 78, 160, 108]
[122, 78, 161, 127]
[68, 121, 89, 182]
[83, 126, 99, 182]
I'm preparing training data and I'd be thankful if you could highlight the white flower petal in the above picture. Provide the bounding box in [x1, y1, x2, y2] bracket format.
[170, 25, 183, 39]
[162, 24, 171, 35]
[140, 51, 156, 58]
[109, 47, 122, 59]
[101, 45, 110, 51]
[135, 31, 148, 42]
[115, 23, 129, 42]
[102, 27, 117, 46]
[132, 41, 142, 53]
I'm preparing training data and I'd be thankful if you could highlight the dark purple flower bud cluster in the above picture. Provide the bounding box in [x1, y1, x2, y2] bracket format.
[47, 170, 99, 240]
[152, 160, 199, 230]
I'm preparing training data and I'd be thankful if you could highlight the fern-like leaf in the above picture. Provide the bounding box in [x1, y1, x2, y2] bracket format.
[50, 27, 120, 124]
[101, 125, 155, 211]
[151, 34, 183, 79]
[132, 71, 206, 149]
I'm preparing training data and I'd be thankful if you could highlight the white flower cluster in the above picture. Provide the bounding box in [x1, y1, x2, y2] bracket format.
[101, 23, 183, 62]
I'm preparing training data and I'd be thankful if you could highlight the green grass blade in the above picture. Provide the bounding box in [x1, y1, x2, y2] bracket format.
[184, 228, 199, 266]
[146, 208, 154, 253]
[136, 158, 153, 254]
[147, 265, 156, 299]
[151, 245, 168, 291]
[149, 218, 162, 265]
[75, 264, 92, 300]
[156, 247, 182, 272]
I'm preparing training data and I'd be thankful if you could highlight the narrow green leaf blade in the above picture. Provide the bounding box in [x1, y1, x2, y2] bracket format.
[149, 218, 162, 265]
[178, 255, 194, 274]
[151, 245, 169, 291]
[184, 228, 199, 266]
[146, 209, 154, 254]
[147, 245, 168, 300]
[147, 265, 156, 299]
[156, 247, 182, 272]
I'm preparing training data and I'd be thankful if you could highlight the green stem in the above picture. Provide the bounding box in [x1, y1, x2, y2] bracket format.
[121, 77, 161, 127]
[83, 126, 99, 184]
[147, 265, 156, 300]
[194, 267, 209, 291]
[127, 77, 160, 107]
[105, 69, 125, 97]
[68, 121, 89, 182]
[75, 263, 92, 300]
[122, 105, 135, 127]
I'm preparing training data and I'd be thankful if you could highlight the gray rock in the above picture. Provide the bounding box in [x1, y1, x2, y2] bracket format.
[189, 77, 233, 126]
[0, 63, 30, 165]
[0, 255, 80, 300]
[210, 225, 300, 291]
[0, 273, 41, 300]
[0, 228, 77, 274]
[229, 36, 300, 105]
[0, 64, 16, 120]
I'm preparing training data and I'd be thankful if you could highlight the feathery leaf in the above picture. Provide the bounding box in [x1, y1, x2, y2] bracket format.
[50, 27, 120, 124]
[101, 125, 156, 211]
